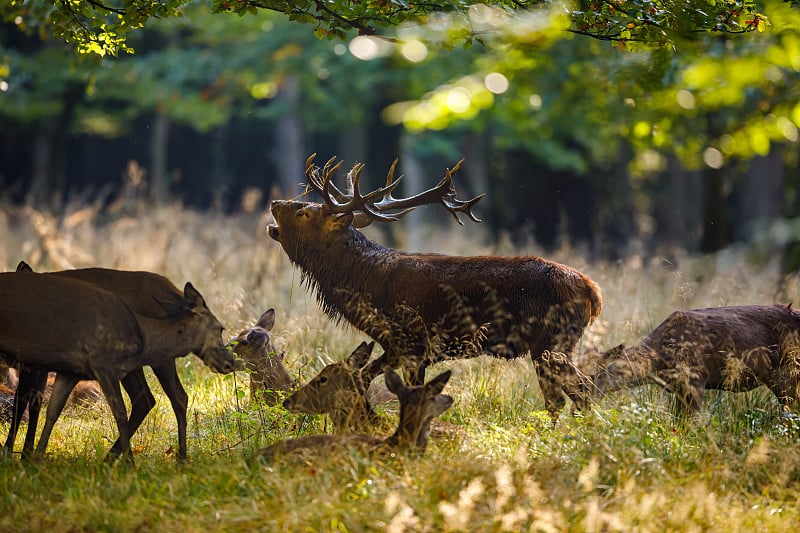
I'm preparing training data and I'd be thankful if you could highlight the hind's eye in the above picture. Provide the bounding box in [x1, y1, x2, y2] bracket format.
[318, 376, 328, 384]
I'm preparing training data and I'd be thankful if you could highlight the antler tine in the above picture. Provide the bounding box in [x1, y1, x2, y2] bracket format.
[370, 159, 484, 224]
[440, 161, 484, 225]
[303, 154, 351, 203]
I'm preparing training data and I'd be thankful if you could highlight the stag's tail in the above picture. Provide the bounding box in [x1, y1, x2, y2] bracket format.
[581, 273, 603, 324]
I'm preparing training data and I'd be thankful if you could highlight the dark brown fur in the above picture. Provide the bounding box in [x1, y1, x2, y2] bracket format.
[592, 305, 800, 413]
[9, 262, 223, 460]
[269, 199, 602, 418]
[0, 271, 235, 460]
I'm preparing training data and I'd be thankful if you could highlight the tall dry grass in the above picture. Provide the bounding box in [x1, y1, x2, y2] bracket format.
[1, 200, 800, 532]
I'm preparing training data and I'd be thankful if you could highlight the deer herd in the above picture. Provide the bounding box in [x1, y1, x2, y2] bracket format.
[1, 153, 799, 464]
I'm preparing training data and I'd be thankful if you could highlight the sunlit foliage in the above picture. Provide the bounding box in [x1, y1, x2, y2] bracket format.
[0, 0, 772, 56]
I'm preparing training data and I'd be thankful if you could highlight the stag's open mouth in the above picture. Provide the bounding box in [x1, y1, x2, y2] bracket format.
[268, 224, 279, 241]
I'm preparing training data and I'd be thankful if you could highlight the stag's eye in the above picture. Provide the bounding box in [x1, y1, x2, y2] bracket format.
[318, 376, 328, 384]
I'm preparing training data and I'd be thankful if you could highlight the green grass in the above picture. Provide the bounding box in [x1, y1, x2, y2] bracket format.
[2, 202, 800, 531]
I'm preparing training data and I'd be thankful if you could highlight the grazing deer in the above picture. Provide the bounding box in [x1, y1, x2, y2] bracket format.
[257, 368, 452, 460]
[8, 261, 222, 460]
[267, 155, 602, 419]
[591, 305, 800, 414]
[227, 308, 296, 405]
[0, 272, 236, 461]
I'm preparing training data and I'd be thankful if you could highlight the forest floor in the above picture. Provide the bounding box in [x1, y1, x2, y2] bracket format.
[1, 202, 799, 532]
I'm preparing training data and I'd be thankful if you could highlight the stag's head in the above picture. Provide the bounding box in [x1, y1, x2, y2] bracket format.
[267, 154, 483, 253]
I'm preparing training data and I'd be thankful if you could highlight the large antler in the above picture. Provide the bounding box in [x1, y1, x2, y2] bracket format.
[304, 154, 484, 227]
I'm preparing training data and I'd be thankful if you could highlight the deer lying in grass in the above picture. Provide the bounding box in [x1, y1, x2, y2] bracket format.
[228, 311, 395, 409]
[282, 341, 386, 433]
[268, 155, 602, 419]
[0, 271, 236, 461]
[591, 305, 800, 414]
[257, 367, 452, 460]
[8, 261, 228, 460]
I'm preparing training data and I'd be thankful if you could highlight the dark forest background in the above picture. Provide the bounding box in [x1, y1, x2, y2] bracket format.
[2, 2, 799, 263]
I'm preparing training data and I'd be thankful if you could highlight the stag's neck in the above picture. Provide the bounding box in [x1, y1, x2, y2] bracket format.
[135, 313, 198, 364]
[292, 228, 393, 317]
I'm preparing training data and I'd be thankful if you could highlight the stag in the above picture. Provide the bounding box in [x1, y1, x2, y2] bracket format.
[0, 272, 236, 461]
[257, 367, 452, 460]
[591, 305, 800, 414]
[268, 155, 602, 418]
[7, 262, 224, 460]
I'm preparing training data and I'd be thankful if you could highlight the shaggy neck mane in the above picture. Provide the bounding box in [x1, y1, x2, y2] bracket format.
[287, 227, 392, 327]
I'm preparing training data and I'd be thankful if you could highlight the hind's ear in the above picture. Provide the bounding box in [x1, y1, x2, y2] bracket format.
[384, 368, 404, 395]
[257, 309, 275, 331]
[16, 261, 33, 273]
[604, 344, 626, 359]
[154, 294, 189, 315]
[347, 341, 374, 369]
[425, 370, 452, 395]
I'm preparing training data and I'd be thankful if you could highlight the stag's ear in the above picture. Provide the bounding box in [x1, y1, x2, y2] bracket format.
[329, 213, 354, 230]
[16, 261, 33, 273]
[183, 282, 208, 309]
[347, 341, 374, 369]
[257, 309, 275, 331]
[424, 370, 452, 396]
[384, 368, 405, 395]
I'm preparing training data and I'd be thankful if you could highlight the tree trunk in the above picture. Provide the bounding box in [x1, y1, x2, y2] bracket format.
[399, 135, 425, 251]
[665, 156, 703, 252]
[700, 166, 727, 252]
[739, 150, 784, 241]
[27, 83, 84, 208]
[272, 76, 304, 197]
[210, 124, 230, 211]
[461, 132, 490, 205]
[149, 112, 171, 205]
